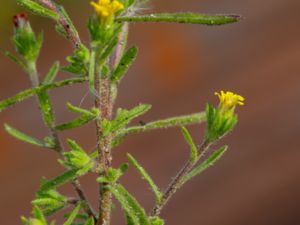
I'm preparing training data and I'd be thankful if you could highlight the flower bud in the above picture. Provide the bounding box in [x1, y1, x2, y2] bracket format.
[12, 13, 43, 62]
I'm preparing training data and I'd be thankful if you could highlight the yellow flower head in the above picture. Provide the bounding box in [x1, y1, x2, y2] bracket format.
[215, 91, 245, 111]
[90, 0, 124, 19]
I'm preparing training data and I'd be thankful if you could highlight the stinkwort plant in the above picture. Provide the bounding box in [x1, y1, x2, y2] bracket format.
[0, 0, 245, 224]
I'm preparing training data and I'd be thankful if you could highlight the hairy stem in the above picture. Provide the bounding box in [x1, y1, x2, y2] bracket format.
[27, 62, 96, 219]
[37, 0, 81, 48]
[151, 140, 211, 216]
[95, 20, 130, 225]
[95, 76, 113, 225]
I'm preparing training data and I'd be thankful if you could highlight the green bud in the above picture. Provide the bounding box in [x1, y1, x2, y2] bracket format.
[12, 13, 43, 62]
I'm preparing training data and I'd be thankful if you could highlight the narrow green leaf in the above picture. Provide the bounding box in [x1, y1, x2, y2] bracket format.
[20, 216, 30, 225]
[84, 217, 95, 225]
[55, 114, 96, 131]
[88, 50, 96, 94]
[32, 197, 65, 216]
[111, 46, 138, 84]
[32, 206, 47, 225]
[0, 77, 87, 112]
[98, 24, 123, 65]
[111, 104, 151, 133]
[37, 90, 55, 128]
[181, 127, 198, 163]
[16, 0, 59, 20]
[56, 103, 98, 131]
[43, 61, 60, 84]
[117, 13, 240, 25]
[127, 153, 162, 203]
[118, 112, 206, 136]
[181, 146, 228, 184]
[1, 50, 26, 71]
[63, 204, 81, 225]
[109, 184, 151, 225]
[66, 102, 95, 116]
[98, 37, 119, 65]
[4, 124, 53, 148]
[40, 170, 78, 192]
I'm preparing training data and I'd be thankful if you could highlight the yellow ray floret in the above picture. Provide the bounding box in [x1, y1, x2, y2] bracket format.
[215, 91, 245, 110]
[90, 0, 124, 19]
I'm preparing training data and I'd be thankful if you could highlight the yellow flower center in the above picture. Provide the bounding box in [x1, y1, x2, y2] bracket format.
[90, 0, 124, 19]
[215, 91, 245, 111]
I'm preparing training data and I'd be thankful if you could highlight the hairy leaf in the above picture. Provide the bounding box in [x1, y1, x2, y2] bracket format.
[111, 104, 151, 133]
[43, 61, 60, 84]
[32, 206, 47, 225]
[88, 49, 96, 94]
[111, 47, 138, 84]
[37, 90, 55, 128]
[1, 50, 26, 71]
[84, 217, 95, 225]
[118, 112, 206, 136]
[4, 124, 53, 148]
[127, 153, 162, 203]
[181, 127, 198, 163]
[109, 184, 150, 225]
[55, 103, 99, 131]
[16, 0, 59, 20]
[181, 146, 228, 184]
[117, 13, 240, 25]
[66, 102, 95, 116]
[63, 204, 81, 225]
[40, 170, 78, 192]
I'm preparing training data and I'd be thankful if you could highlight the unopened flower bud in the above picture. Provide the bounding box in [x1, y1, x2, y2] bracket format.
[12, 13, 43, 62]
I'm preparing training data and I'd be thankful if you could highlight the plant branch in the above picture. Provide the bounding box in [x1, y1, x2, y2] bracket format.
[36, 0, 81, 48]
[151, 140, 211, 217]
[71, 179, 97, 219]
[27, 62, 96, 220]
[0, 77, 87, 112]
[117, 112, 206, 136]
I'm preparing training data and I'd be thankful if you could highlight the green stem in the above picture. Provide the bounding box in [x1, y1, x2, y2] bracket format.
[27, 61, 39, 87]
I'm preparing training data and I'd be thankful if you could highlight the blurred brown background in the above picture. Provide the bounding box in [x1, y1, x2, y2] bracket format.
[1, 0, 300, 224]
